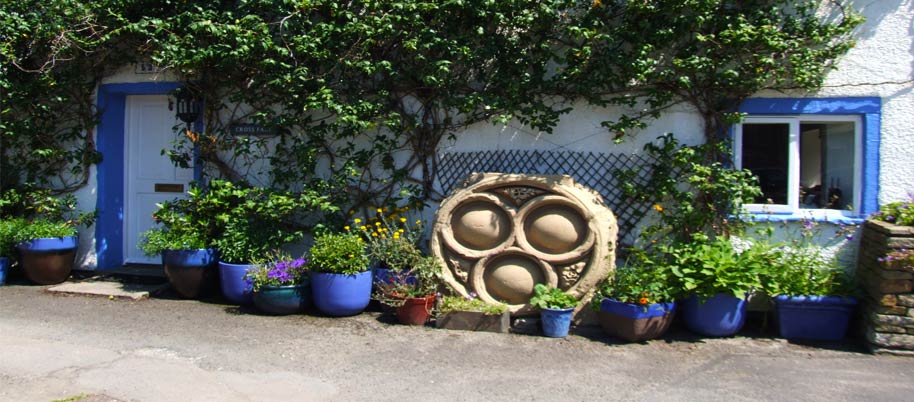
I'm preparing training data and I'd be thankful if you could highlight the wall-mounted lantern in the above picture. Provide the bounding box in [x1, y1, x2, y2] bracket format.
[174, 87, 201, 126]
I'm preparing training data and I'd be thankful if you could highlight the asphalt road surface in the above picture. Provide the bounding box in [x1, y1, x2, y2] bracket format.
[2, 283, 914, 402]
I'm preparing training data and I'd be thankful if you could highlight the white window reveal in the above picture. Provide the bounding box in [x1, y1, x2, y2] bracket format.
[733, 115, 862, 217]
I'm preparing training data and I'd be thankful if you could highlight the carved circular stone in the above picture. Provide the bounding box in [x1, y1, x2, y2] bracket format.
[451, 201, 512, 250]
[524, 205, 586, 254]
[483, 254, 546, 305]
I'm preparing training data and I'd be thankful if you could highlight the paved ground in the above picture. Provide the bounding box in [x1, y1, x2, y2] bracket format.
[2, 279, 914, 402]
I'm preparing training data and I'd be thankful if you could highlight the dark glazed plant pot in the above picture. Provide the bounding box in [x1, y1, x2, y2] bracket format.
[218, 261, 255, 305]
[682, 293, 748, 337]
[0, 257, 10, 285]
[541, 307, 574, 338]
[311, 270, 372, 316]
[16, 236, 78, 285]
[253, 284, 311, 315]
[773, 295, 857, 341]
[396, 295, 436, 325]
[597, 298, 676, 342]
[162, 248, 218, 299]
[436, 310, 511, 333]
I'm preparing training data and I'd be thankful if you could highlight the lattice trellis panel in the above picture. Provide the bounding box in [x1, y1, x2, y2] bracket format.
[437, 150, 657, 247]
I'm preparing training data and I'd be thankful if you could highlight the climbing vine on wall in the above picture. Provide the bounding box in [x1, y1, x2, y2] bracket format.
[1, 1, 863, 224]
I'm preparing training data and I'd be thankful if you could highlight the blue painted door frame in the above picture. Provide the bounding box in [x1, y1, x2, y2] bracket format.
[95, 82, 201, 269]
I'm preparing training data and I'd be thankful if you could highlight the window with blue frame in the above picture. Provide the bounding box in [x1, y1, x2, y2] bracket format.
[733, 98, 880, 222]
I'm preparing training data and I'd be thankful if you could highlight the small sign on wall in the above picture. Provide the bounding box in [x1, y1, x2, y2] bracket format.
[229, 124, 277, 137]
[134, 62, 163, 74]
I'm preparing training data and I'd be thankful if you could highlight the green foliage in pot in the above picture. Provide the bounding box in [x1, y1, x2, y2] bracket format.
[529, 284, 579, 310]
[437, 294, 508, 316]
[309, 232, 369, 275]
[594, 249, 677, 309]
[758, 220, 857, 297]
[352, 207, 426, 271]
[14, 220, 77, 242]
[139, 229, 208, 255]
[209, 180, 338, 264]
[0, 218, 25, 258]
[870, 193, 914, 226]
[665, 238, 775, 300]
[0, 189, 95, 240]
[374, 255, 443, 306]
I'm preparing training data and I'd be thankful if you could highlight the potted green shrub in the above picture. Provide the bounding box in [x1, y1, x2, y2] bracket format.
[353, 208, 426, 286]
[309, 231, 372, 316]
[594, 250, 677, 342]
[529, 283, 580, 338]
[3, 190, 95, 285]
[244, 252, 311, 315]
[210, 180, 334, 305]
[436, 293, 510, 333]
[668, 238, 773, 337]
[139, 185, 224, 299]
[374, 255, 443, 325]
[761, 220, 858, 341]
[0, 218, 25, 285]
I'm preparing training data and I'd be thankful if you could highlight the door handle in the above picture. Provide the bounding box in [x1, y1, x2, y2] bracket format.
[154, 183, 185, 193]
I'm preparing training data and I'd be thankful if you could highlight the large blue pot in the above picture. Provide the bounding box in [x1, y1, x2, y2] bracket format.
[17, 236, 78, 285]
[0, 257, 9, 285]
[162, 249, 218, 299]
[311, 270, 372, 316]
[253, 284, 311, 315]
[774, 295, 857, 341]
[541, 307, 574, 338]
[218, 261, 255, 305]
[682, 293, 748, 337]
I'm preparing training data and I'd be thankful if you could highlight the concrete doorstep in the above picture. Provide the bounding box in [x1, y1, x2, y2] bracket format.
[46, 278, 168, 301]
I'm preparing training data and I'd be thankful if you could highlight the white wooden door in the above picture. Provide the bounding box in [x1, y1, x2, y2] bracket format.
[124, 95, 194, 264]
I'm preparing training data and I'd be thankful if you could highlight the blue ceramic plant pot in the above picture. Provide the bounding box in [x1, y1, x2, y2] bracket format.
[773, 295, 858, 341]
[541, 307, 574, 338]
[253, 283, 311, 315]
[682, 293, 748, 337]
[162, 248, 218, 299]
[16, 236, 78, 285]
[0, 257, 9, 286]
[311, 270, 372, 316]
[218, 261, 255, 305]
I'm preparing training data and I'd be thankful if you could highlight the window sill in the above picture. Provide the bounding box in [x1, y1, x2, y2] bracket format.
[743, 209, 864, 225]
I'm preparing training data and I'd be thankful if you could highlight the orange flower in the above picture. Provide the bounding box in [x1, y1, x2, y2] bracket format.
[653, 204, 663, 212]
[639, 297, 649, 305]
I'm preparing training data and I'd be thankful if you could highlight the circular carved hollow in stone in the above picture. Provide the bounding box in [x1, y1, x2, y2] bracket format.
[471, 249, 557, 308]
[515, 195, 595, 264]
[451, 201, 512, 250]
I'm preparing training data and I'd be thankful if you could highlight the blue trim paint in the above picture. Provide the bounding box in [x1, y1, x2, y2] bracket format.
[738, 97, 881, 218]
[95, 82, 182, 269]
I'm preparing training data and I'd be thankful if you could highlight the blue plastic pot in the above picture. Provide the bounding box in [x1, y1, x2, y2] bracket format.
[218, 261, 255, 305]
[16, 236, 78, 285]
[774, 295, 857, 341]
[373, 265, 417, 287]
[540, 307, 574, 338]
[0, 257, 9, 285]
[253, 284, 311, 315]
[162, 249, 218, 299]
[682, 293, 748, 337]
[311, 270, 372, 316]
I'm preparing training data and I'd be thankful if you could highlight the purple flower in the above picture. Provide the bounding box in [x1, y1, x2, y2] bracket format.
[802, 220, 814, 230]
[846, 234, 854, 241]
[887, 215, 896, 222]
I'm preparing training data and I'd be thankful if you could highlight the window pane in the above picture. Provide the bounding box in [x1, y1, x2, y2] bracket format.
[799, 122, 855, 210]
[742, 123, 789, 205]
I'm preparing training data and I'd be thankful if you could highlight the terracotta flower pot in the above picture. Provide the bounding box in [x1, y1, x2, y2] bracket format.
[396, 295, 436, 325]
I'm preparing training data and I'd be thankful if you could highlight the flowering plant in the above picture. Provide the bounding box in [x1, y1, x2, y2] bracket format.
[244, 251, 309, 292]
[374, 255, 443, 306]
[350, 206, 425, 271]
[437, 293, 508, 316]
[529, 284, 579, 309]
[758, 219, 856, 297]
[594, 249, 676, 309]
[871, 193, 914, 226]
[309, 231, 369, 274]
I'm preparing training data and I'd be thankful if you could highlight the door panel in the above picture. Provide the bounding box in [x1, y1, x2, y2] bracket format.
[124, 95, 193, 264]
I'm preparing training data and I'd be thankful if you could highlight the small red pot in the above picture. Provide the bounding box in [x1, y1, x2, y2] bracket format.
[396, 295, 436, 325]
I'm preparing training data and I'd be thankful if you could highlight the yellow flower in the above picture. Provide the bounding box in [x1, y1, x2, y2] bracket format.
[393, 233, 400, 239]
[653, 204, 663, 212]
[398, 229, 405, 233]
[377, 208, 383, 213]
[593, 0, 603, 8]
[375, 222, 381, 226]
[371, 233, 378, 237]
[354, 218, 362, 224]
[415, 220, 421, 225]
[400, 217, 407, 223]
[343, 226, 350, 231]
[348, 254, 354, 258]
[360, 225, 367, 231]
